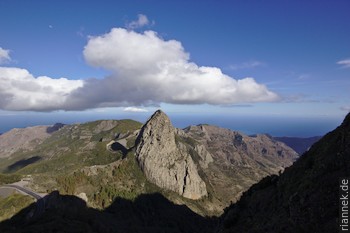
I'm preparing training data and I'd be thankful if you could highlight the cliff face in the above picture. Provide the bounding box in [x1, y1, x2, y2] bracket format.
[135, 110, 207, 200]
[185, 125, 298, 172]
[0, 109, 299, 215]
[135, 110, 299, 205]
[218, 113, 350, 233]
[184, 124, 298, 206]
[1, 112, 349, 233]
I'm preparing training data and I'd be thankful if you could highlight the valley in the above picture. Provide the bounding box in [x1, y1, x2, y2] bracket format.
[0, 2, 348, 231]
[0, 110, 347, 232]
[0, 110, 297, 215]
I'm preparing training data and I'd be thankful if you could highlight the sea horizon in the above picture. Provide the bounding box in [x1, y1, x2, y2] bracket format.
[0, 112, 344, 138]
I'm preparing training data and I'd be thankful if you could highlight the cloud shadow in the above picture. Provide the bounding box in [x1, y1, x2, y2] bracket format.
[6, 156, 41, 172]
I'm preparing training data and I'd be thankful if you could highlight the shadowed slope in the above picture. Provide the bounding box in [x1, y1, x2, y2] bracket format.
[274, 136, 322, 155]
[6, 156, 41, 172]
[219, 113, 350, 233]
[0, 191, 217, 233]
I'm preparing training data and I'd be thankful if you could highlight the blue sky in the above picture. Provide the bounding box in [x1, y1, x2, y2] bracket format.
[0, 0, 349, 136]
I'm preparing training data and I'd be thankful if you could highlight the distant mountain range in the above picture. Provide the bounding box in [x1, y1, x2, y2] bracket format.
[0, 110, 347, 232]
[274, 136, 322, 155]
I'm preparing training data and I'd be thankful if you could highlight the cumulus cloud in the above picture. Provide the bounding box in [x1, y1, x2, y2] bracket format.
[126, 14, 151, 30]
[70, 28, 278, 109]
[337, 59, 350, 69]
[123, 107, 148, 112]
[0, 67, 83, 111]
[0, 47, 11, 64]
[0, 28, 278, 111]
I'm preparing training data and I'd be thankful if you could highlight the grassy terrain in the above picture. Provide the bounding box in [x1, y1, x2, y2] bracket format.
[0, 119, 142, 174]
[0, 118, 221, 217]
[54, 151, 151, 208]
[0, 119, 148, 209]
[0, 119, 151, 213]
[0, 194, 34, 221]
[0, 174, 22, 185]
[0, 118, 232, 218]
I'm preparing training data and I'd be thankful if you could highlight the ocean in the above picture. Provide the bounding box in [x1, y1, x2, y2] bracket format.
[0, 112, 343, 138]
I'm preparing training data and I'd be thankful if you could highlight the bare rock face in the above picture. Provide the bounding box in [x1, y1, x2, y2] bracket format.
[0, 126, 53, 158]
[185, 125, 298, 173]
[135, 110, 207, 200]
[184, 124, 299, 207]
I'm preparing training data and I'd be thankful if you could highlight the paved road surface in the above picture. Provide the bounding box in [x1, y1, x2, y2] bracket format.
[1, 184, 43, 200]
[0, 184, 46, 220]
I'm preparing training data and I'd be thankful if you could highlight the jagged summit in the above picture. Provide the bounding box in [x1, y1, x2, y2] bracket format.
[134, 109, 298, 203]
[135, 110, 208, 200]
[151, 109, 167, 117]
[142, 109, 173, 131]
[0, 109, 300, 217]
[141, 109, 173, 135]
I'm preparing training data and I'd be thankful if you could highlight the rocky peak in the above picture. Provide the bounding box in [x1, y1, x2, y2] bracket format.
[137, 110, 175, 149]
[135, 110, 207, 200]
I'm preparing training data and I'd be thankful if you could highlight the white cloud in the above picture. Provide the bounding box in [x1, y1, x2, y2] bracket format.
[337, 59, 350, 69]
[123, 107, 148, 112]
[0, 67, 83, 111]
[75, 28, 278, 109]
[0, 47, 11, 64]
[229, 61, 265, 70]
[0, 28, 278, 111]
[126, 14, 151, 30]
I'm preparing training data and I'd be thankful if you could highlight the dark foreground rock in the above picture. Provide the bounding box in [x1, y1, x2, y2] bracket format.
[218, 113, 350, 233]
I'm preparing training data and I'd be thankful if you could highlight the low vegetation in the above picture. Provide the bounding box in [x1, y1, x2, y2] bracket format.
[54, 151, 160, 209]
[0, 174, 22, 185]
[0, 194, 34, 221]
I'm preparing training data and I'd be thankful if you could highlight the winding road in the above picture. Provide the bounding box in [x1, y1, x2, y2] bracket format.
[0, 184, 46, 219]
[1, 184, 43, 200]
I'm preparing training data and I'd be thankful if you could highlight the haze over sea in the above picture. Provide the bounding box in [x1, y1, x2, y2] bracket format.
[1, 2, 349, 138]
[0, 112, 342, 138]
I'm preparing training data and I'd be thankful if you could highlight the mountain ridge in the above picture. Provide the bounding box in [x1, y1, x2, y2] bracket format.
[0, 111, 348, 232]
[274, 136, 322, 155]
[218, 112, 350, 232]
[0, 110, 298, 217]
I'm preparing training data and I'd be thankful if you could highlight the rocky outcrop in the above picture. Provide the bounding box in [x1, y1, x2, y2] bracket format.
[218, 113, 350, 233]
[135, 110, 207, 200]
[185, 125, 298, 173]
[184, 124, 299, 208]
[0, 110, 300, 215]
[0, 126, 54, 158]
[0, 123, 65, 159]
